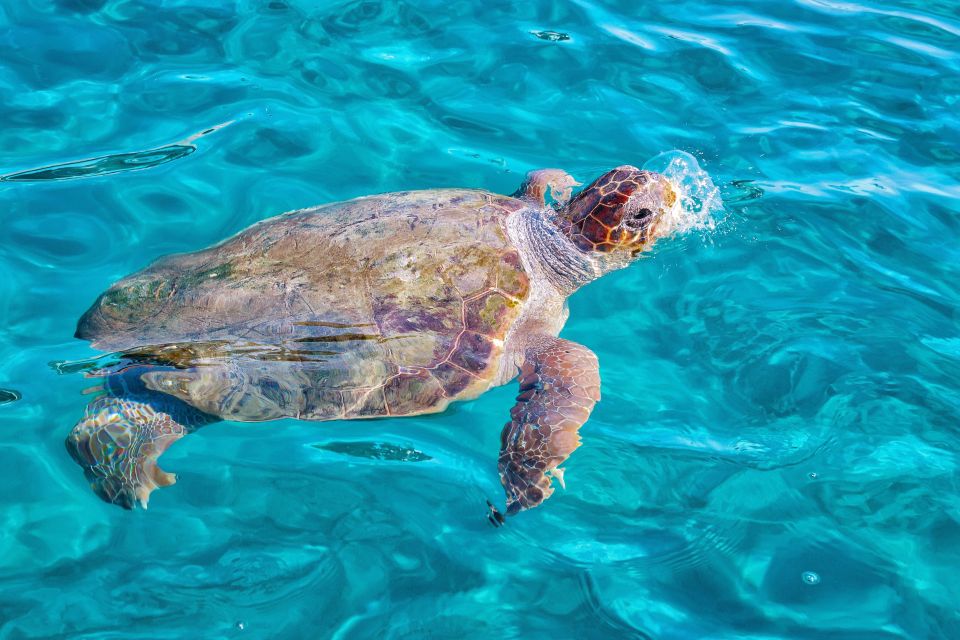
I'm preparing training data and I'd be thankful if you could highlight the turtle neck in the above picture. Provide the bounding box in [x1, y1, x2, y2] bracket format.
[507, 205, 629, 297]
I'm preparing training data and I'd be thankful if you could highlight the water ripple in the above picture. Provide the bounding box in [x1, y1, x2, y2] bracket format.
[311, 441, 434, 462]
[1, 0, 959, 637]
[0, 120, 232, 182]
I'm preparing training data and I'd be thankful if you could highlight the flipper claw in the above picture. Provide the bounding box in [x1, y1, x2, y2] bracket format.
[486, 499, 506, 527]
[547, 466, 566, 490]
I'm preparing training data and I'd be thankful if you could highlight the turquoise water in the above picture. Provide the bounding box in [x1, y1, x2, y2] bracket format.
[2, 0, 959, 637]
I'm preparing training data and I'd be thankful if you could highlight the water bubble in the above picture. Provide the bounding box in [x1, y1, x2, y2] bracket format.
[642, 150, 724, 236]
[236, 621, 246, 631]
[808, 472, 818, 479]
[801, 571, 820, 585]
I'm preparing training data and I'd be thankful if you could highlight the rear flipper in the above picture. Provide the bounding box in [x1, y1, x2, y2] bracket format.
[66, 393, 217, 509]
[498, 337, 600, 516]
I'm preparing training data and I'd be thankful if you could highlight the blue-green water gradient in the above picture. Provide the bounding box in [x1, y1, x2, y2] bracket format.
[1, 0, 959, 638]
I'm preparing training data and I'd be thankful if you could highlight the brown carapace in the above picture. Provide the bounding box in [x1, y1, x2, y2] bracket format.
[562, 165, 677, 254]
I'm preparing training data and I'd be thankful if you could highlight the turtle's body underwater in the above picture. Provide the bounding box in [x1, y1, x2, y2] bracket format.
[67, 166, 679, 517]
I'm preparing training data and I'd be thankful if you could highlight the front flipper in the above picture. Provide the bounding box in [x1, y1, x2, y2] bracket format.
[66, 392, 217, 509]
[498, 337, 600, 515]
[513, 169, 581, 208]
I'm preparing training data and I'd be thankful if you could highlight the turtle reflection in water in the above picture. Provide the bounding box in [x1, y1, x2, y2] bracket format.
[67, 166, 679, 519]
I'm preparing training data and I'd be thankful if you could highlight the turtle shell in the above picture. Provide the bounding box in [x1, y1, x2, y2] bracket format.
[76, 189, 532, 421]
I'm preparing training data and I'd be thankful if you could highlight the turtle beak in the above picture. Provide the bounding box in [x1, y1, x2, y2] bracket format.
[646, 174, 679, 242]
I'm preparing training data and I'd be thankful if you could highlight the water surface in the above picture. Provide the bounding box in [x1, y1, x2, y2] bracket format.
[1, 0, 958, 638]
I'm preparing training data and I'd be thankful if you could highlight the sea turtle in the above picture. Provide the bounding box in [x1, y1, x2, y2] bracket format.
[66, 165, 679, 518]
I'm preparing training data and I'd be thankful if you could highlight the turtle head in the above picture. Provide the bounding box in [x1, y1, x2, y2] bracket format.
[558, 165, 677, 257]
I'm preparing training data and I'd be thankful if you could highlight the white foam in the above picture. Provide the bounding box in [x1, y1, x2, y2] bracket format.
[643, 150, 724, 237]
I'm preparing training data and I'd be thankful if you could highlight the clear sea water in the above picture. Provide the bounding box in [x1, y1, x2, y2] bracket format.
[1, 0, 959, 638]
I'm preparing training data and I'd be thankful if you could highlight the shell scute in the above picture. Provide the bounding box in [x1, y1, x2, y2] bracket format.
[342, 387, 388, 417]
[429, 362, 474, 397]
[302, 387, 346, 420]
[496, 250, 529, 299]
[382, 369, 446, 415]
[447, 332, 494, 374]
[465, 291, 516, 336]
[440, 245, 499, 297]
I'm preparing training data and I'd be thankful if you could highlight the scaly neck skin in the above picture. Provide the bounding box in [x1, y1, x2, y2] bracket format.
[497, 205, 628, 385]
[509, 206, 630, 297]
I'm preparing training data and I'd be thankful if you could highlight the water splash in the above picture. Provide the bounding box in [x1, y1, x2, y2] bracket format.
[0, 120, 233, 182]
[643, 150, 724, 236]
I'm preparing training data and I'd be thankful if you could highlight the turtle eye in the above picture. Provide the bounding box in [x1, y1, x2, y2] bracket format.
[623, 207, 653, 230]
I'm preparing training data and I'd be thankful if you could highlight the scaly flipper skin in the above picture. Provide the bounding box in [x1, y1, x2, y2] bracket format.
[513, 169, 580, 208]
[498, 337, 600, 516]
[65, 370, 218, 509]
